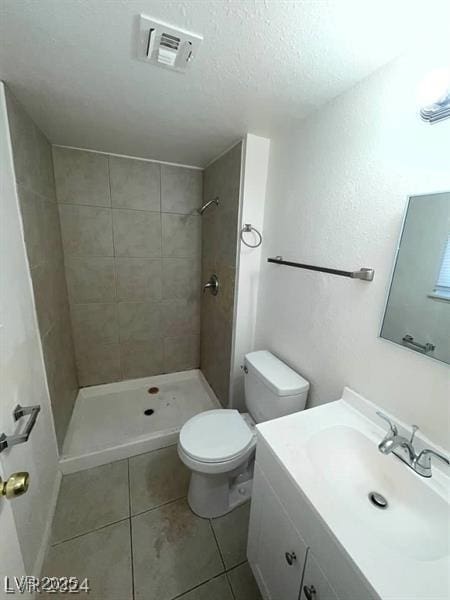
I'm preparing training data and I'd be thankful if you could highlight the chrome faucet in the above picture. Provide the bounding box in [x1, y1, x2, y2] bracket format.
[376, 411, 449, 478]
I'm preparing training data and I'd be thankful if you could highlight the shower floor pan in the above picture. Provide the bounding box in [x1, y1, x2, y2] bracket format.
[59, 369, 220, 474]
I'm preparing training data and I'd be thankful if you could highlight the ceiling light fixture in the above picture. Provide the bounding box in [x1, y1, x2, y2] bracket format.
[419, 67, 450, 123]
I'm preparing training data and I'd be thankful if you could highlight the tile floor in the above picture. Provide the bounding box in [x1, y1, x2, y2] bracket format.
[43, 445, 262, 600]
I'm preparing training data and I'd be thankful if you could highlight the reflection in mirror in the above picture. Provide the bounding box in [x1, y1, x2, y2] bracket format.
[381, 192, 450, 364]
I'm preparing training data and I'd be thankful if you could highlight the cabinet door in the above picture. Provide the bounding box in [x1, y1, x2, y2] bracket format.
[248, 465, 307, 600]
[300, 551, 340, 600]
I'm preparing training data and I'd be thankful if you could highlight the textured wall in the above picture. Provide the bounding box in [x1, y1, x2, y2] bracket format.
[5, 90, 78, 450]
[201, 143, 242, 406]
[53, 147, 202, 386]
[255, 52, 450, 450]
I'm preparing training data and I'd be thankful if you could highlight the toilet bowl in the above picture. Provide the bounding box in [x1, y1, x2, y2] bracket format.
[178, 351, 309, 518]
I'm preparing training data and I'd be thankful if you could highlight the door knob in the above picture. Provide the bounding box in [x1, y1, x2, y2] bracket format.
[0, 472, 30, 499]
[303, 585, 317, 600]
[285, 551, 297, 565]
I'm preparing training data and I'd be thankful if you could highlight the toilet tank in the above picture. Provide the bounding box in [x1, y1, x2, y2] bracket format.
[244, 351, 309, 423]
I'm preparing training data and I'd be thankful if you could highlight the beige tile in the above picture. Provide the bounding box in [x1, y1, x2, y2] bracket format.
[113, 208, 161, 258]
[162, 299, 200, 337]
[76, 342, 121, 386]
[129, 446, 190, 515]
[53, 147, 110, 206]
[211, 502, 251, 569]
[59, 204, 113, 256]
[43, 520, 132, 600]
[65, 257, 115, 303]
[118, 302, 162, 342]
[110, 156, 160, 211]
[162, 258, 201, 301]
[51, 461, 129, 543]
[115, 258, 162, 301]
[71, 303, 118, 347]
[31, 264, 54, 336]
[120, 340, 163, 379]
[178, 575, 233, 600]
[161, 165, 202, 214]
[17, 186, 45, 268]
[164, 335, 200, 372]
[42, 200, 64, 261]
[162, 213, 201, 258]
[132, 499, 223, 600]
[227, 562, 263, 600]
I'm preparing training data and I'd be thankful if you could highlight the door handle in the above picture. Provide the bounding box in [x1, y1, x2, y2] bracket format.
[285, 551, 297, 565]
[0, 404, 41, 453]
[1, 472, 30, 499]
[303, 585, 317, 600]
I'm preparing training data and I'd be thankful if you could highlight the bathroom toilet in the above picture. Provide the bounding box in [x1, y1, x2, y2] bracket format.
[178, 350, 309, 518]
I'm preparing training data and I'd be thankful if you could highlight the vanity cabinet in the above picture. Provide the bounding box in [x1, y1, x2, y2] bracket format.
[248, 438, 379, 600]
[300, 551, 339, 600]
[248, 465, 307, 600]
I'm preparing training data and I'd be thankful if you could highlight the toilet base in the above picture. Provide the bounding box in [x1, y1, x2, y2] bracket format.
[187, 459, 254, 518]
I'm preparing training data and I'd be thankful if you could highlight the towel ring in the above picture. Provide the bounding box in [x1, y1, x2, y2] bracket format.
[240, 224, 262, 248]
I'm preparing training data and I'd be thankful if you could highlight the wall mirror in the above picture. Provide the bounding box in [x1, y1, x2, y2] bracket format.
[381, 191, 450, 364]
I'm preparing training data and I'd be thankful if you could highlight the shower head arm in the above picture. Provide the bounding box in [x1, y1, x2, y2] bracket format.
[198, 197, 219, 215]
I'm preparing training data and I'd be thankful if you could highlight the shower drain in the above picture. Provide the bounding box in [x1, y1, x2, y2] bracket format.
[368, 491, 388, 509]
[144, 408, 155, 416]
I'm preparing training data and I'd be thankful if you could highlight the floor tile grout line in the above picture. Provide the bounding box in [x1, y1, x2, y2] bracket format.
[169, 569, 227, 600]
[208, 518, 227, 572]
[130, 494, 187, 520]
[127, 459, 136, 600]
[224, 571, 237, 600]
[50, 515, 130, 547]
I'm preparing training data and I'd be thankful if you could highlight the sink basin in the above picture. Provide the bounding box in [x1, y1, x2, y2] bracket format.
[256, 387, 450, 600]
[307, 425, 449, 561]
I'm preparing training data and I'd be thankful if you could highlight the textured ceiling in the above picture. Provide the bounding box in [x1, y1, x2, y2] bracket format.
[0, 0, 433, 166]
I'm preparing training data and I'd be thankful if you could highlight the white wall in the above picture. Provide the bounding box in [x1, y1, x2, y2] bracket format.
[254, 52, 450, 450]
[231, 134, 270, 409]
[0, 83, 60, 575]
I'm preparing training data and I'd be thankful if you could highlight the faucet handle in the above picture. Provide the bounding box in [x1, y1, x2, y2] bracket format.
[414, 448, 450, 477]
[376, 411, 398, 436]
[409, 424, 419, 445]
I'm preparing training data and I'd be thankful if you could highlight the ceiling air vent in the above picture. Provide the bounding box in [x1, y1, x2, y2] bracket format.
[138, 15, 203, 72]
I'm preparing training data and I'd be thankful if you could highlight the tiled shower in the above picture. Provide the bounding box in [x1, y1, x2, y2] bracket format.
[5, 88, 243, 454]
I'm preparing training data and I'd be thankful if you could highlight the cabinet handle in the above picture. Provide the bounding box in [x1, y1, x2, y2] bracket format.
[285, 551, 297, 565]
[303, 585, 316, 600]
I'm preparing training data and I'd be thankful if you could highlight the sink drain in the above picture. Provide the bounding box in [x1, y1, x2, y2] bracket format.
[144, 408, 155, 416]
[368, 491, 388, 509]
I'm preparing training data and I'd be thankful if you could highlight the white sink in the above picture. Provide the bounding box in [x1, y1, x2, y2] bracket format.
[307, 425, 449, 562]
[256, 387, 450, 600]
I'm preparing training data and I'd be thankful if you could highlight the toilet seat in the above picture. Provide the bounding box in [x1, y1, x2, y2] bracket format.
[179, 409, 255, 464]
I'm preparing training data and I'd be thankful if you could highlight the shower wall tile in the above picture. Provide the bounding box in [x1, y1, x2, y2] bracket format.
[53, 147, 110, 206]
[162, 213, 201, 258]
[6, 89, 78, 450]
[162, 258, 200, 301]
[120, 341, 164, 379]
[53, 146, 201, 386]
[164, 335, 200, 372]
[65, 257, 115, 303]
[109, 156, 160, 212]
[113, 209, 161, 258]
[118, 302, 162, 342]
[162, 299, 200, 337]
[70, 303, 118, 347]
[75, 343, 121, 387]
[201, 142, 242, 407]
[115, 258, 162, 301]
[59, 204, 113, 257]
[16, 185, 46, 268]
[161, 165, 202, 214]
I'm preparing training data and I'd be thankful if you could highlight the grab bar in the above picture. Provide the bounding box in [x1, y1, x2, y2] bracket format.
[0, 404, 41, 453]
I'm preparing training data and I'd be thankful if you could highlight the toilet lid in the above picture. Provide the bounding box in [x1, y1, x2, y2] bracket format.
[179, 409, 255, 463]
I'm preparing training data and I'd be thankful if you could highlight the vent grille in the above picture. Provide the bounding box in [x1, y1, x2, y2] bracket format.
[138, 15, 203, 72]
